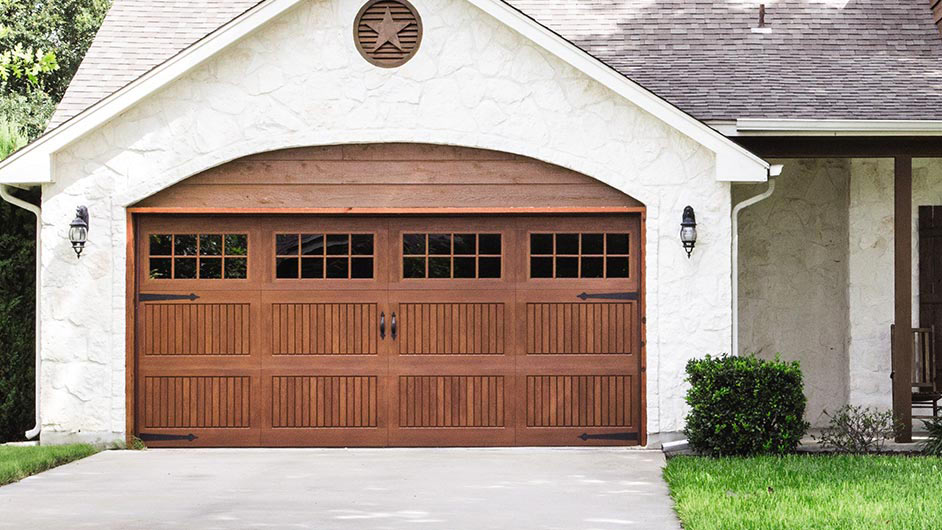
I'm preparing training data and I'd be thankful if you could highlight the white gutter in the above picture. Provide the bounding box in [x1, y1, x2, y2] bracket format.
[0, 185, 41, 440]
[712, 119, 942, 137]
[731, 166, 781, 356]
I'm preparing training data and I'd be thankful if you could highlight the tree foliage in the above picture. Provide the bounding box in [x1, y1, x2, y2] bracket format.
[0, 0, 111, 441]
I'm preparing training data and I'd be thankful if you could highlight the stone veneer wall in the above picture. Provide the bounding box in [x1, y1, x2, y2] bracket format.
[39, 0, 737, 444]
[736, 159, 850, 424]
[739, 158, 942, 420]
[847, 158, 942, 411]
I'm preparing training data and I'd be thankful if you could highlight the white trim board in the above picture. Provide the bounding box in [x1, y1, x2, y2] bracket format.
[712, 119, 942, 137]
[0, 0, 771, 185]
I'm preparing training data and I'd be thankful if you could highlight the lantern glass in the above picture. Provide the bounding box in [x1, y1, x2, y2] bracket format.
[680, 225, 697, 244]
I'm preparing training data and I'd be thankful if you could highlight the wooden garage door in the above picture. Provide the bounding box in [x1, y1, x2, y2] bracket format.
[134, 215, 642, 446]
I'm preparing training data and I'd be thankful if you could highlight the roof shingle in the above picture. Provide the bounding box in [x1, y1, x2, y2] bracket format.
[49, 0, 942, 128]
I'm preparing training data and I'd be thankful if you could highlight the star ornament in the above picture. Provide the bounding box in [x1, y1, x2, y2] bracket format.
[366, 7, 411, 52]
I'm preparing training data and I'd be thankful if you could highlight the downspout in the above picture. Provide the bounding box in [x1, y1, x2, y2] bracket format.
[0, 184, 41, 440]
[731, 165, 781, 356]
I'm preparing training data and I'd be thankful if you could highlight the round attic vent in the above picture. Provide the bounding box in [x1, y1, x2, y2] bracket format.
[354, 0, 422, 68]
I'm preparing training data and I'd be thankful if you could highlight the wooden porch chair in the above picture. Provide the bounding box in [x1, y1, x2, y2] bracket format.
[891, 325, 940, 418]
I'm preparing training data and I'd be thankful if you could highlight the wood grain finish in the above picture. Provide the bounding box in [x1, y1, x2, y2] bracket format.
[399, 303, 504, 355]
[526, 375, 632, 427]
[526, 303, 634, 355]
[142, 303, 250, 356]
[134, 208, 644, 446]
[143, 376, 251, 428]
[272, 303, 378, 355]
[919, 206, 942, 391]
[135, 144, 641, 209]
[399, 376, 505, 427]
[272, 376, 378, 428]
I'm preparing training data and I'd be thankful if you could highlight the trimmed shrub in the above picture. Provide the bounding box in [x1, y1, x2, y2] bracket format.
[684, 354, 809, 456]
[817, 405, 896, 454]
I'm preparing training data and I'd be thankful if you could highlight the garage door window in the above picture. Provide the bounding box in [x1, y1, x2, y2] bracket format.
[530, 233, 630, 279]
[148, 233, 247, 279]
[402, 233, 501, 279]
[275, 233, 374, 279]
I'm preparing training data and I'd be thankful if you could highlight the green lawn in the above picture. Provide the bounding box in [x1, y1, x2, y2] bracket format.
[664, 454, 942, 530]
[0, 444, 99, 487]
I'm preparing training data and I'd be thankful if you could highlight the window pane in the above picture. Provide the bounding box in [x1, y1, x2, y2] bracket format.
[276, 257, 299, 278]
[582, 234, 604, 254]
[479, 233, 501, 255]
[606, 233, 629, 255]
[403, 257, 425, 278]
[556, 257, 578, 278]
[428, 234, 451, 255]
[174, 235, 197, 255]
[225, 258, 247, 279]
[276, 234, 299, 256]
[351, 258, 373, 279]
[225, 234, 248, 256]
[300, 257, 324, 279]
[530, 257, 552, 278]
[453, 234, 476, 255]
[530, 234, 552, 255]
[556, 233, 579, 254]
[300, 234, 324, 256]
[175, 258, 197, 278]
[199, 258, 222, 278]
[326, 234, 349, 255]
[403, 234, 425, 255]
[149, 258, 172, 279]
[606, 257, 629, 278]
[326, 257, 349, 278]
[200, 234, 222, 256]
[149, 234, 172, 255]
[351, 234, 374, 255]
[581, 257, 604, 278]
[454, 257, 476, 278]
[479, 257, 501, 278]
[428, 257, 451, 278]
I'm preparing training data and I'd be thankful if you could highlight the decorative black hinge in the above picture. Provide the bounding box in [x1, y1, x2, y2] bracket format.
[138, 432, 198, 442]
[139, 293, 200, 302]
[577, 292, 639, 301]
[579, 432, 638, 441]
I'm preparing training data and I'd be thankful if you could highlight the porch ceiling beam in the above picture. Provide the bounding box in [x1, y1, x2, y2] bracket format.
[893, 157, 913, 443]
[734, 136, 942, 158]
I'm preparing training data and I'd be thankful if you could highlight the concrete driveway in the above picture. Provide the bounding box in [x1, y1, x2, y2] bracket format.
[0, 448, 679, 529]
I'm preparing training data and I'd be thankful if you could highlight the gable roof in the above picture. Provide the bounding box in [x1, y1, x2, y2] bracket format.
[49, 0, 942, 130]
[0, 0, 772, 185]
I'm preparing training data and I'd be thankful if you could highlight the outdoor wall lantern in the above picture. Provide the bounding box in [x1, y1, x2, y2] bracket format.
[69, 206, 89, 259]
[680, 205, 697, 258]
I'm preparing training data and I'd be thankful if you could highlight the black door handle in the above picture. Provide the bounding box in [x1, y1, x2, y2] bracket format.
[391, 312, 397, 340]
[380, 312, 386, 339]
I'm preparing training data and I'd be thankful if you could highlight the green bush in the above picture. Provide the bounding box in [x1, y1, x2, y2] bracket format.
[817, 405, 896, 453]
[923, 418, 942, 456]
[684, 354, 809, 456]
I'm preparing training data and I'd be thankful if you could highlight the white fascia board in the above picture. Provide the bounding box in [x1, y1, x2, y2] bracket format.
[731, 118, 942, 136]
[0, 0, 306, 185]
[0, 0, 770, 185]
[468, 0, 770, 182]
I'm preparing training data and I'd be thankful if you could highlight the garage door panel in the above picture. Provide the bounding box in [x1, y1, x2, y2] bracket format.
[136, 372, 262, 447]
[260, 374, 389, 447]
[388, 375, 515, 446]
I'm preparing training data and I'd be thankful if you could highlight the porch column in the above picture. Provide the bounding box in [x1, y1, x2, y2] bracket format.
[893, 156, 913, 443]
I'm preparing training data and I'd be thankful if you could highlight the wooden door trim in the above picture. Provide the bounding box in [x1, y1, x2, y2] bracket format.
[127, 207, 646, 215]
[125, 211, 136, 445]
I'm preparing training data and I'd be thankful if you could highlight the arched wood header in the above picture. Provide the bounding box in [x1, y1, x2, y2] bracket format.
[134, 143, 643, 210]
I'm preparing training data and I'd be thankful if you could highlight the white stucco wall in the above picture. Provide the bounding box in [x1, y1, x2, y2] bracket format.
[39, 0, 735, 444]
[736, 159, 850, 425]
